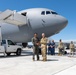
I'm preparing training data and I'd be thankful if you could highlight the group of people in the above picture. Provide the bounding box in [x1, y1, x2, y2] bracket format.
[58, 39, 75, 56]
[32, 33, 76, 61]
[32, 33, 47, 61]
[48, 40, 55, 55]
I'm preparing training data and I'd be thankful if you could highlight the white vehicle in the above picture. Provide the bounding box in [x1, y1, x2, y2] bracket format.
[0, 39, 22, 56]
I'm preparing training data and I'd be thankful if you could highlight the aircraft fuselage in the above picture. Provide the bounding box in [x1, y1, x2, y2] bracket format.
[0, 8, 68, 43]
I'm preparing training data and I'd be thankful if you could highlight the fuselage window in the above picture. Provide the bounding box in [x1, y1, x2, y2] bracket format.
[46, 11, 51, 15]
[21, 12, 27, 16]
[51, 11, 58, 15]
[41, 11, 45, 15]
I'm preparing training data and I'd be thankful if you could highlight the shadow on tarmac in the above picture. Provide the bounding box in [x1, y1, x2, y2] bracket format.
[0, 50, 33, 59]
[47, 59, 58, 61]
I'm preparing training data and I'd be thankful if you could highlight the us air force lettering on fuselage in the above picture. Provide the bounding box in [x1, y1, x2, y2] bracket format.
[0, 8, 68, 47]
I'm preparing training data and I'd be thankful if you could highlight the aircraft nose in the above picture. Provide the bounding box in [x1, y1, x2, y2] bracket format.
[59, 16, 68, 27]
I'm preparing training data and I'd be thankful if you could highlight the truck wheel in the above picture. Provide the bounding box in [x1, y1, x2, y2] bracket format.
[16, 49, 21, 56]
[7, 53, 11, 56]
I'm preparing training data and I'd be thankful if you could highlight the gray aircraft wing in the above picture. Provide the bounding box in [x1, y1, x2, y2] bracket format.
[0, 9, 27, 26]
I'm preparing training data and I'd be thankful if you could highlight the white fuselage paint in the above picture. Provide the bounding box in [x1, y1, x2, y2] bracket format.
[0, 8, 68, 43]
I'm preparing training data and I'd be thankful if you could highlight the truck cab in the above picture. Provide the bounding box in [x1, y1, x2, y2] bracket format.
[0, 39, 22, 56]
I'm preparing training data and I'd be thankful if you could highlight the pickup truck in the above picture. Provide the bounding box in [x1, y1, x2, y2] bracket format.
[0, 39, 22, 56]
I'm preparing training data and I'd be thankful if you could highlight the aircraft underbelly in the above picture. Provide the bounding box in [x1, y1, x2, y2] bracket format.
[0, 24, 19, 35]
[1, 25, 33, 42]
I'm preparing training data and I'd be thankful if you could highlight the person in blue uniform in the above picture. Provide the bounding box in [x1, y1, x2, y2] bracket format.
[51, 40, 55, 55]
[48, 40, 51, 55]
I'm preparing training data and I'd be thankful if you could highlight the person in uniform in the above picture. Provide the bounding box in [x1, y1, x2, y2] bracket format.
[32, 33, 40, 61]
[40, 33, 47, 61]
[48, 40, 51, 55]
[51, 40, 55, 55]
[58, 39, 64, 55]
[69, 41, 75, 56]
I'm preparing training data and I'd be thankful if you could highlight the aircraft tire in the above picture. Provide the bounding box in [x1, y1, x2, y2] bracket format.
[7, 53, 11, 56]
[22, 43, 27, 48]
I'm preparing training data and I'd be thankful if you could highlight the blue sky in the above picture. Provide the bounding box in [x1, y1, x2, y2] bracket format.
[0, 0, 76, 40]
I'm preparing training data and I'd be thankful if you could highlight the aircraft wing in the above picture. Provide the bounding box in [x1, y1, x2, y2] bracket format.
[0, 9, 27, 26]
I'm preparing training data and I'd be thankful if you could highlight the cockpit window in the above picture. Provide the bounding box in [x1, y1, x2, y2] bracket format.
[46, 11, 51, 15]
[41, 11, 45, 15]
[51, 11, 58, 15]
[21, 12, 27, 16]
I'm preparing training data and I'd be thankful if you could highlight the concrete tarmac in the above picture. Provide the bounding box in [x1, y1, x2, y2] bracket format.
[0, 48, 76, 75]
